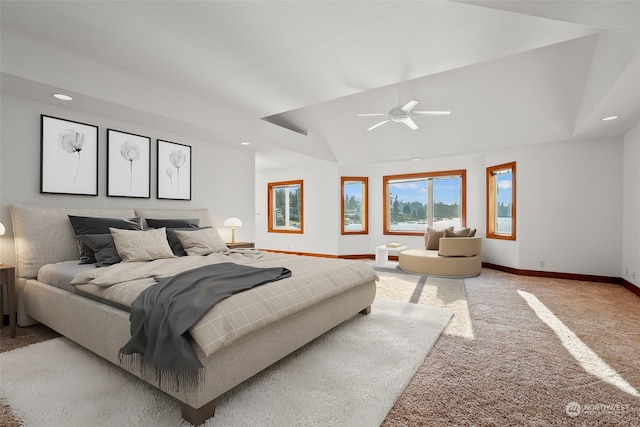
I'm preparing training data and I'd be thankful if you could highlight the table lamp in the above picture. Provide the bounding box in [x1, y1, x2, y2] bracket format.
[223, 217, 242, 243]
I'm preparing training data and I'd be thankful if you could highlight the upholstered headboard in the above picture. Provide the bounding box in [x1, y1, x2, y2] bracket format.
[9, 204, 213, 278]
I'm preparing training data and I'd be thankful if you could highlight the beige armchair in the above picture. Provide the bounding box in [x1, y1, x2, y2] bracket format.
[399, 236, 483, 277]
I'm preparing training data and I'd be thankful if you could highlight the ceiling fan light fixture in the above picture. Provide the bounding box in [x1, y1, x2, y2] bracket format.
[359, 100, 450, 131]
[391, 114, 410, 123]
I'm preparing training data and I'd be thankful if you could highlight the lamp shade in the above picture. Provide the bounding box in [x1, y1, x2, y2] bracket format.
[0, 222, 5, 236]
[224, 218, 242, 228]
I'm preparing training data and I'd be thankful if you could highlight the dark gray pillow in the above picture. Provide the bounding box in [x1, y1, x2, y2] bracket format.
[76, 233, 122, 267]
[146, 218, 200, 229]
[68, 215, 142, 264]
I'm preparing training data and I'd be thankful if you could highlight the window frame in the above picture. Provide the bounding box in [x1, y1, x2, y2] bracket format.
[486, 161, 516, 240]
[267, 179, 304, 234]
[341, 176, 368, 235]
[383, 169, 467, 236]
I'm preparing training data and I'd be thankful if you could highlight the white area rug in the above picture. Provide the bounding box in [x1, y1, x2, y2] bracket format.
[0, 299, 452, 427]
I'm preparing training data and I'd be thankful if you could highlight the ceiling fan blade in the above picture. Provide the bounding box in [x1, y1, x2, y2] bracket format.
[412, 110, 451, 116]
[403, 118, 418, 130]
[357, 113, 387, 117]
[367, 120, 390, 131]
[400, 100, 418, 114]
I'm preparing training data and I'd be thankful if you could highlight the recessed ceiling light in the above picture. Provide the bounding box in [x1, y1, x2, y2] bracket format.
[413, 158, 421, 162]
[240, 141, 251, 146]
[53, 93, 73, 101]
[602, 115, 619, 121]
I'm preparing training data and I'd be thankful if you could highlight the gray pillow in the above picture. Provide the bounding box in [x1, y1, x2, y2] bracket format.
[174, 227, 228, 256]
[76, 233, 121, 267]
[425, 226, 454, 250]
[145, 218, 200, 229]
[444, 228, 476, 238]
[68, 215, 142, 264]
[165, 226, 212, 256]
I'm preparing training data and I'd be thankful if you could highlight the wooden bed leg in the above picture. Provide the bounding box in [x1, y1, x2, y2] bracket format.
[360, 305, 371, 315]
[180, 399, 216, 426]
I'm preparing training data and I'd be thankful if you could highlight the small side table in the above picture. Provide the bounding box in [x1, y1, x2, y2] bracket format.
[226, 242, 255, 249]
[375, 245, 408, 268]
[0, 264, 17, 338]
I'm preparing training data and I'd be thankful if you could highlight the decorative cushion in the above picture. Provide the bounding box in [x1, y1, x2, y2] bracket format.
[145, 218, 200, 229]
[109, 227, 175, 262]
[425, 226, 454, 250]
[76, 233, 121, 267]
[134, 208, 213, 228]
[174, 227, 228, 256]
[444, 228, 477, 238]
[68, 215, 142, 264]
[165, 226, 212, 256]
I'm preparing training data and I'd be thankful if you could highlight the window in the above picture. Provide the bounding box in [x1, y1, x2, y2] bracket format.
[341, 177, 368, 234]
[383, 170, 466, 235]
[268, 180, 303, 233]
[486, 162, 516, 240]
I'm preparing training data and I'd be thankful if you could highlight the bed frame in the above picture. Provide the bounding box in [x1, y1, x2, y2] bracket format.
[10, 205, 376, 425]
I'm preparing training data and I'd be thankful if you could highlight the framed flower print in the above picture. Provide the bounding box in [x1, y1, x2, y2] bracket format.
[157, 139, 191, 200]
[40, 115, 98, 196]
[106, 129, 151, 198]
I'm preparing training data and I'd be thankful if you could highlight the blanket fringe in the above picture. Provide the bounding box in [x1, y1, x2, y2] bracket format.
[118, 352, 205, 393]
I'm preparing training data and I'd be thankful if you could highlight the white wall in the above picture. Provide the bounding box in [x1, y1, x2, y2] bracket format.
[255, 161, 340, 255]
[486, 137, 624, 277]
[0, 94, 256, 265]
[256, 135, 628, 278]
[516, 137, 623, 276]
[622, 123, 640, 288]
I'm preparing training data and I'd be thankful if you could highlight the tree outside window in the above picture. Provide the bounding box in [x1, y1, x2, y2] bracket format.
[486, 162, 516, 240]
[268, 180, 303, 233]
[383, 170, 466, 235]
[341, 177, 368, 234]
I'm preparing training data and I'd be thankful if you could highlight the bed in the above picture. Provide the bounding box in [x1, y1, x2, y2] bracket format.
[9, 204, 377, 425]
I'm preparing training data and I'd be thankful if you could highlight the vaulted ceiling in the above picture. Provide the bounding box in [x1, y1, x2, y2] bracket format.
[1, 1, 639, 169]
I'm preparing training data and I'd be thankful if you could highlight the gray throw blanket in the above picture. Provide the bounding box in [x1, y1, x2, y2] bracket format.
[119, 262, 291, 378]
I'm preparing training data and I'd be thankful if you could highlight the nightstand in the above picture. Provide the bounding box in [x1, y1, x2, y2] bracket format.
[226, 242, 255, 249]
[0, 264, 16, 338]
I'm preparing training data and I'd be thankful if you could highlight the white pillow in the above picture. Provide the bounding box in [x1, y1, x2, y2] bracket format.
[109, 227, 175, 262]
[173, 227, 228, 256]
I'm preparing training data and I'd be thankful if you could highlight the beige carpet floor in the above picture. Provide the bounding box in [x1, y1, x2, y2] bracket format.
[378, 268, 640, 426]
[2, 267, 639, 426]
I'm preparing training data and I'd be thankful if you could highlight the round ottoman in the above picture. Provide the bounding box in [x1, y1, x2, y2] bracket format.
[398, 249, 481, 277]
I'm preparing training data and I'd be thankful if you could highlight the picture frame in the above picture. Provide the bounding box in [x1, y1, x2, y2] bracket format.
[157, 139, 191, 200]
[106, 129, 151, 198]
[41, 115, 98, 196]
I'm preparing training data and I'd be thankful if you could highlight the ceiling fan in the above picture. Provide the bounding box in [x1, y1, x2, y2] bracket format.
[357, 100, 450, 131]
